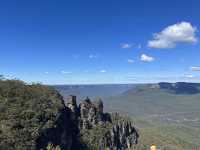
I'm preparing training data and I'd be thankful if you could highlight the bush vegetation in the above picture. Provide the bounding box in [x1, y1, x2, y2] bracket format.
[0, 79, 65, 150]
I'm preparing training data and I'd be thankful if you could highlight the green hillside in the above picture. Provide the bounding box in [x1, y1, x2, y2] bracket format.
[0, 79, 70, 150]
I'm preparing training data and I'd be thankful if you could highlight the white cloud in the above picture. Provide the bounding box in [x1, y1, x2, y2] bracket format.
[44, 72, 49, 74]
[140, 54, 155, 62]
[100, 70, 107, 73]
[61, 70, 72, 74]
[127, 59, 134, 63]
[148, 22, 198, 49]
[190, 66, 200, 71]
[120, 43, 132, 49]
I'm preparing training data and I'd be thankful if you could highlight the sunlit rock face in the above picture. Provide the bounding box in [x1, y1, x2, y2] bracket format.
[66, 95, 111, 129]
[78, 97, 111, 129]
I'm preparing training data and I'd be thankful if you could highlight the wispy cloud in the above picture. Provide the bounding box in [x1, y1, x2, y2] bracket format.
[100, 70, 107, 73]
[190, 66, 200, 71]
[140, 54, 155, 62]
[5, 74, 14, 79]
[44, 72, 49, 74]
[61, 70, 72, 74]
[120, 43, 142, 49]
[185, 74, 194, 78]
[120, 43, 132, 49]
[148, 22, 198, 49]
[127, 59, 134, 63]
[89, 54, 98, 59]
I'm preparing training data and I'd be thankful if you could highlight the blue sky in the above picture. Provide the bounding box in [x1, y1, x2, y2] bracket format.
[0, 0, 200, 84]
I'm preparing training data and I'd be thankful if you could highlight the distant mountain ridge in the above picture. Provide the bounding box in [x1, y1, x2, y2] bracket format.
[122, 82, 200, 96]
[158, 82, 200, 94]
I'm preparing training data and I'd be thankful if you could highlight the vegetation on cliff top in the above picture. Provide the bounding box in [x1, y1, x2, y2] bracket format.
[0, 79, 65, 150]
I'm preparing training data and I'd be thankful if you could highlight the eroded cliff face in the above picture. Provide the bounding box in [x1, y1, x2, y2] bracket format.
[65, 95, 139, 150]
[99, 120, 138, 150]
[79, 97, 111, 129]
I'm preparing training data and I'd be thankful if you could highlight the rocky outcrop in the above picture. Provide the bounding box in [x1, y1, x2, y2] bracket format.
[79, 97, 111, 129]
[65, 95, 79, 121]
[99, 120, 139, 150]
[65, 95, 139, 150]
[66, 95, 111, 129]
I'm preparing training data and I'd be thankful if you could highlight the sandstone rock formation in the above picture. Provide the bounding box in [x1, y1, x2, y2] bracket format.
[66, 95, 111, 129]
[79, 97, 111, 129]
[99, 120, 139, 150]
[65, 95, 139, 150]
[65, 95, 79, 121]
